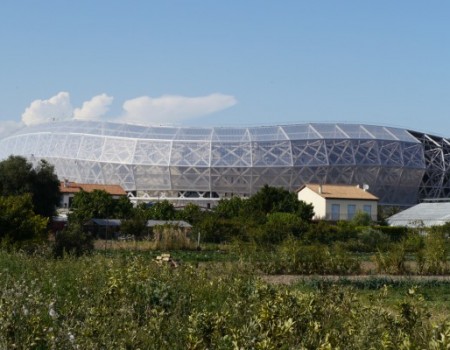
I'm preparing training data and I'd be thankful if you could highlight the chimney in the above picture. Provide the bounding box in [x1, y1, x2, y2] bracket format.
[64, 178, 69, 188]
[318, 185, 322, 194]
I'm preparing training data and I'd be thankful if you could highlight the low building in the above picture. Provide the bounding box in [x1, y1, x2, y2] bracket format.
[59, 180, 127, 209]
[297, 183, 378, 221]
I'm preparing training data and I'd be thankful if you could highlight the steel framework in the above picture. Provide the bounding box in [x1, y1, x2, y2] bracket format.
[0, 120, 447, 206]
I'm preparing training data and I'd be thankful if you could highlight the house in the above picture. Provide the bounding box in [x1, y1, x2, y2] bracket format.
[59, 180, 127, 209]
[297, 184, 378, 221]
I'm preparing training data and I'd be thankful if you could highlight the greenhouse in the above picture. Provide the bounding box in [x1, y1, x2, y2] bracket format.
[0, 120, 449, 207]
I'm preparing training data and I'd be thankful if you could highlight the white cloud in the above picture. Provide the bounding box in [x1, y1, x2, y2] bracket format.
[20, 91, 237, 127]
[21, 91, 73, 125]
[0, 120, 23, 140]
[120, 93, 237, 124]
[73, 93, 113, 120]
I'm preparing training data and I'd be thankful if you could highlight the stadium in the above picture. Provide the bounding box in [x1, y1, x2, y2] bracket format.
[0, 120, 449, 207]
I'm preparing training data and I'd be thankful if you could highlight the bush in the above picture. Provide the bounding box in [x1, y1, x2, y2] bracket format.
[53, 224, 94, 257]
[423, 228, 449, 274]
[357, 227, 391, 252]
[153, 224, 194, 250]
[375, 225, 409, 242]
[257, 237, 360, 275]
[373, 242, 408, 274]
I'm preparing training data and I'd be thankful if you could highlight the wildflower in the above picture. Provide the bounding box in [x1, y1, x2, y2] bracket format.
[68, 332, 75, 343]
[22, 306, 29, 316]
[48, 302, 58, 319]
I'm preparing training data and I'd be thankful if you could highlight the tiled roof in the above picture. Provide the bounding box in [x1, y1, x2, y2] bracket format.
[59, 182, 127, 196]
[298, 183, 378, 201]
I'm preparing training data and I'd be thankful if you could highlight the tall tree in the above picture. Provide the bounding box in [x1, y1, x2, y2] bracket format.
[0, 156, 60, 217]
[0, 194, 48, 243]
[245, 184, 314, 221]
[69, 190, 115, 224]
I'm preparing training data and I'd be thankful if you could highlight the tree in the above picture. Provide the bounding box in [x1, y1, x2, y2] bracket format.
[0, 156, 60, 217]
[215, 197, 245, 219]
[114, 196, 134, 219]
[245, 185, 314, 221]
[69, 190, 115, 224]
[147, 200, 176, 220]
[0, 194, 48, 244]
[69, 190, 134, 225]
[177, 203, 204, 225]
[53, 223, 94, 257]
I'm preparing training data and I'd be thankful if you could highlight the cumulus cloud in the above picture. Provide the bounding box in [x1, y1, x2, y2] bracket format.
[21, 91, 73, 125]
[73, 93, 113, 120]
[119, 93, 237, 124]
[20, 91, 237, 127]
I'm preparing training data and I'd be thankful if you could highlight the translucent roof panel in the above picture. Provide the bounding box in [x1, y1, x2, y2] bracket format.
[281, 124, 321, 140]
[310, 124, 348, 139]
[385, 127, 420, 143]
[141, 127, 178, 140]
[174, 128, 213, 141]
[211, 128, 251, 142]
[248, 126, 288, 141]
[337, 124, 374, 139]
[362, 125, 397, 141]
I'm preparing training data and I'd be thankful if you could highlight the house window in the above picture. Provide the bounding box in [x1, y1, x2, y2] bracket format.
[363, 205, 372, 217]
[347, 204, 356, 220]
[331, 204, 340, 220]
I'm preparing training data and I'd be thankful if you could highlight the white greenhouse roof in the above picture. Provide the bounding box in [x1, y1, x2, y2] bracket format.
[387, 202, 450, 227]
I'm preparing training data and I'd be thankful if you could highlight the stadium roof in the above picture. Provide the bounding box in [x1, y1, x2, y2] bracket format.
[387, 202, 450, 227]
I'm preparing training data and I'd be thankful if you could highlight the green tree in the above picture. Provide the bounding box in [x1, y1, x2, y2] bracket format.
[147, 200, 176, 220]
[215, 196, 245, 219]
[53, 222, 94, 257]
[245, 185, 314, 221]
[69, 190, 134, 224]
[0, 156, 60, 217]
[0, 194, 48, 244]
[177, 203, 204, 225]
[69, 190, 115, 224]
[113, 195, 134, 219]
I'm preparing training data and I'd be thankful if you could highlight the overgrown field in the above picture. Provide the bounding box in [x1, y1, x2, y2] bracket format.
[2, 250, 450, 349]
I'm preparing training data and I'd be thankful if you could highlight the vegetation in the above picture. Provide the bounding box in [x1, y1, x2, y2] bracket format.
[1, 250, 450, 349]
[1, 173, 450, 347]
[0, 156, 60, 217]
[0, 194, 48, 246]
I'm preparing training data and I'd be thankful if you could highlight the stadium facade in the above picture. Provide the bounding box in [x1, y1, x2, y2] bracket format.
[0, 120, 449, 207]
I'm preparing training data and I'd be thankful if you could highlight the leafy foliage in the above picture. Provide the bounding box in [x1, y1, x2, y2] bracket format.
[69, 190, 132, 224]
[53, 223, 94, 257]
[0, 251, 449, 349]
[0, 156, 60, 217]
[0, 194, 48, 245]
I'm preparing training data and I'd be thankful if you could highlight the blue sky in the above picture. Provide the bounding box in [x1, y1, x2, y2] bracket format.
[1, 1, 449, 137]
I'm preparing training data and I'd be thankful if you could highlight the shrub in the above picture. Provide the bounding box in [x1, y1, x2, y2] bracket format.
[53, 223, 94, 257]
[423, 228, 449, 274]
[153, 224, 194, 250]
[356, 227, 391, 252]
[373, 242, 408, 274]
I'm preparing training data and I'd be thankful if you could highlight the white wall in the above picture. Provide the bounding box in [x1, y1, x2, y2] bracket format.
[297, 187, 326, 219]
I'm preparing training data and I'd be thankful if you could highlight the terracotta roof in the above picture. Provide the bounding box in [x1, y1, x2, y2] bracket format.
[59, 182, 127, 196]
[298, 183, 378, 201]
